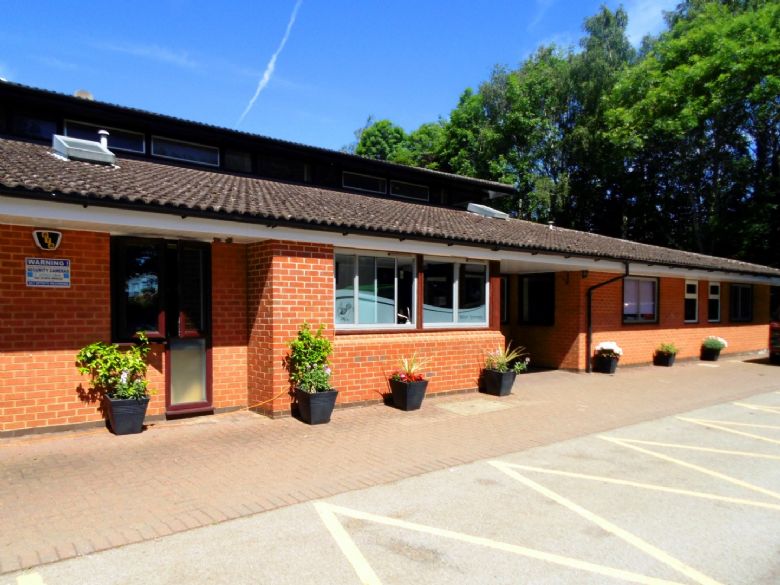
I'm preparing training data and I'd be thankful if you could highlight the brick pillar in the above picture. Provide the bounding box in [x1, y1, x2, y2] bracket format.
[247, 240, 334, 416]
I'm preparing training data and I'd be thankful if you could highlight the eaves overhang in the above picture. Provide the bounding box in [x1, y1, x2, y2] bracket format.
[1, 187, 779, 286]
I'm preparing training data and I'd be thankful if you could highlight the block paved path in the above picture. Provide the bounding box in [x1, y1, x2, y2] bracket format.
[1, 356, 778, 575]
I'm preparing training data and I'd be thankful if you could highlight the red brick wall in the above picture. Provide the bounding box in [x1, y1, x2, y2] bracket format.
[586, 272, 769, 367]
[502, 272, 585, 370]
[0, 225, 117, 432]
[247, 240, 334, 416]
[211, 242, 248, 409]
[502, 270, 771, 371]
[333, 331, 505, 403]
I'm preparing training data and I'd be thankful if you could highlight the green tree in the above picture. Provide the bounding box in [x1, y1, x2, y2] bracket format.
[605, 0, 780, 264]
[355, 119, 408, 160]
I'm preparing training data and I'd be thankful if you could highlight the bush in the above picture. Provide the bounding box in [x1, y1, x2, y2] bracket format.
[287, 323, 334, 393]
[702, 336, 728, 350]
[657, 342, 679, 355]
[76, 333, 152, 399]
[485, 343, 530, 374]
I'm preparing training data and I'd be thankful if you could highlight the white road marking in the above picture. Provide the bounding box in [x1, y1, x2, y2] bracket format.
[683, 418, 780, 430]
[677, 417, 780, 445]
[490, 461, 723, 585]
[497, 462, 780, 511]
[315, 501, 687, 585]
[609, 437, 780, 460]
[17, 574, 46, 585]
[315, 502, 383, 585]
[733, 402, 780, 414]
[601, 436, 780, 501]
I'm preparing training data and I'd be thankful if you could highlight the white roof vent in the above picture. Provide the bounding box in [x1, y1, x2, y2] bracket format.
[467, 202, 509, 220]
[52, 134, 115, 165]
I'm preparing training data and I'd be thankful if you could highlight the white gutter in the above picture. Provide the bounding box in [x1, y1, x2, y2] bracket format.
[1, 195, 778, 286]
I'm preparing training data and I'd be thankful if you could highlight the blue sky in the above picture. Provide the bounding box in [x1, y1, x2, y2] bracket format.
[0, 0, 677, 151]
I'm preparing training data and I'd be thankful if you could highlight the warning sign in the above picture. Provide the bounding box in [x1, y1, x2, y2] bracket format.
[25, 258, 71, 288]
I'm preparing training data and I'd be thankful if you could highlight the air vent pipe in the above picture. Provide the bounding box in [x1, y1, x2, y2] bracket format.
[98, 129, 109, 149]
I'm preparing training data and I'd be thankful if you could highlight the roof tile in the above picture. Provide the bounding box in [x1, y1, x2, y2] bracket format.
[1, 138, 778, 277]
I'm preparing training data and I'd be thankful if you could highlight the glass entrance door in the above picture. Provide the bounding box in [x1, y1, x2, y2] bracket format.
[165, 241, 212, 414]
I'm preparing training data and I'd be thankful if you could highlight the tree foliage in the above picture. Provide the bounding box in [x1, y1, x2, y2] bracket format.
[352, 1, 780, 266]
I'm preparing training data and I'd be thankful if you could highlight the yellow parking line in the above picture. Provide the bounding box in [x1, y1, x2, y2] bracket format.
[316, 501, 687, 585]
[677, 417, 780, 445]
[601, 436, 780, 501]
[315, 502, 383, 585]
[490, 462, 723, 585]
[733, 402, 780, 414]
[498, 463, 780, 511]
[607, 438, 780, 460]
[684, 418, 780, 430]
[17, 574, 46, 585]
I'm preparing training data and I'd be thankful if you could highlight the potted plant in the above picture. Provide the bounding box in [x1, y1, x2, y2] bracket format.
[75, 332, 153, 435]
[388, 354, 428, 411]
[287, 323, 337, 425]
[701, 336, 727, 361]
[593, 341, 623, 373]
[654, 342, 679, 367]
[481, 343, 530, 396]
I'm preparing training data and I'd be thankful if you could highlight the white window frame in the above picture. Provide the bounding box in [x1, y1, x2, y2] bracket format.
[334, 249, 416, 330]
[423, 258, 490, 329]
[623, 276, 658, 324]
[151, 136, 220, 167]
[684, 280, 698, 323]
[342, 172, 387, 194]
[708, 282, 721, 323]
[389, 180, 430, 202]
[64, 119, 146, 153]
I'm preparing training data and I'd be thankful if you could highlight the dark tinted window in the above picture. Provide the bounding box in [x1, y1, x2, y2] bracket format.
[65, 121, 144, 153]
[112, 239, 164, 339]
[343, 172, 386, 194]
[390, 181, 429, 201]
[519, 273, 555, 326]
[12, 115, 56, 140]
[730, 284, 753, 322]
[152, 137, 219, 166]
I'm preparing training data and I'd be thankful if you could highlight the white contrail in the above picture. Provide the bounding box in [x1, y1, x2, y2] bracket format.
[237, 0, 303, 125]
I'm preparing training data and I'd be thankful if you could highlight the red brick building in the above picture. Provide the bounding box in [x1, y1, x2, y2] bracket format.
[1, 82, 778, 434]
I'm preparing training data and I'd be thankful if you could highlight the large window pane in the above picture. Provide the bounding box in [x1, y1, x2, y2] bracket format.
[397, 258, 415, 324]
[624, 278, 657, 323]
[730, 284, 753, 322]
[376, 258, 396, 324]
[423, 261, 454, 323]
[335, 254, 414, 327]
[118, 242, 163, 337]
[335, 254, 355, 324]
[458, 264, 486, 323]
[358, 257, 377, 324]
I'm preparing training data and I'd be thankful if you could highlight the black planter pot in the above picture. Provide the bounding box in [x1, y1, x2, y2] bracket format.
[593, 354, 619, 374]
[700, 347, 721, 361]
[481, 369, 516, 396]
[389, 379, 428, 411]
[104, 396, 150, 435]
[653, 352, 676, 367]
[295, 388, 338, 425]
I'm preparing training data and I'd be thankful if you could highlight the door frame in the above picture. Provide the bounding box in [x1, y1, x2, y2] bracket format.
[164, 240, 213, 417]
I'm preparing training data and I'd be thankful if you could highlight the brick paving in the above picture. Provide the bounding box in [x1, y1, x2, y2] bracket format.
[1, 356, 778, 575]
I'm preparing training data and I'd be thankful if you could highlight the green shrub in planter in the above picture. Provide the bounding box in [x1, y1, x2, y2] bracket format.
[701, 336, 727, 361]
[76, 333, 153, 434]
[654, 342, 678, 367]
[286, 323, 338, 424]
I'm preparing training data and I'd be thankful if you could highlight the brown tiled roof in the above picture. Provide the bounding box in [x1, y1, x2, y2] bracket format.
[1, 138, 778, 278]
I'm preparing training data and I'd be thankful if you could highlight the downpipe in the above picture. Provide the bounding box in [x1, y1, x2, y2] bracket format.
[586, 262, 630, 373]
